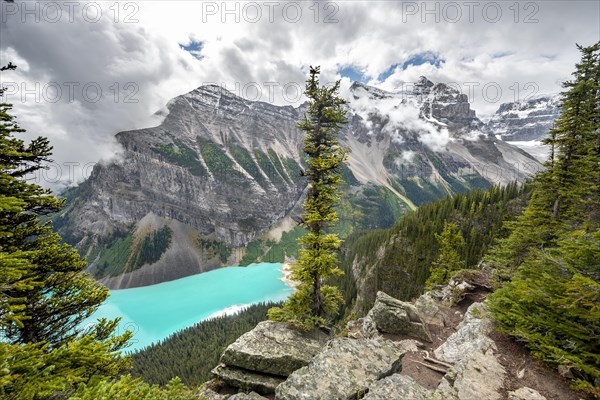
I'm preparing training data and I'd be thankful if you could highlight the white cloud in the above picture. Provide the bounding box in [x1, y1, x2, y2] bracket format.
[0, 0, 597, 188]
[348, 87, 451, 151]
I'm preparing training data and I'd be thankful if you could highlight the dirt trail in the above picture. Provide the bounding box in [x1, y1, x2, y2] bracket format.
[394, 290, 594, 400]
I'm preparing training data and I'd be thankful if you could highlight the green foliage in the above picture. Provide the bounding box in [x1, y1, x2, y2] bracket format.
[71, 376, 196, 400]
[269, 66, 348, 330]
[196, 237, 232, 264]
[263, 227, 306, 263]
[197, 136, 247, 185]
[341, 184, 406, 231]
[94, 226, 172, 278]
[268, 149, 293, 184]
[341, 183, 528, 316]
[425, 222, 466, 289]
[133, 226, 173, 268]
[131, 302, 277, 386]
[488, 42, 600, 392]
[0, 323, 132, 400]
[0, 91, 131, 397]
[152, 138, 206, 177]
[399, 178, 449, 206]
[283, 157, 305, 184]
[254, 149, 287, 189]
[229, 145, 268, 189]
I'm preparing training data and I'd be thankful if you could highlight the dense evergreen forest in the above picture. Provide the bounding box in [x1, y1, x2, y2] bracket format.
[488, 42, 600, 394]
[131, 302, 278, 386]
[338, 182, 530, 315]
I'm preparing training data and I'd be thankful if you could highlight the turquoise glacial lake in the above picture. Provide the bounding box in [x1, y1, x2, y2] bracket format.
[85, 263, 292, 352]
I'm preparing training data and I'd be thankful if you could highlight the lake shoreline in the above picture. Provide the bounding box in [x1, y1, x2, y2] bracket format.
[280, 263, 299, 289]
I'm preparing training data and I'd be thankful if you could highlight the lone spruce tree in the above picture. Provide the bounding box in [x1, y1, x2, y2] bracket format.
[425, 222, 465, 289]
[268, 66, 348, 330]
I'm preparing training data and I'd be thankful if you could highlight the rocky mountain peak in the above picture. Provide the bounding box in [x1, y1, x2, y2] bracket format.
[58, 78, 541, 289]
[413, 75, 435, 94]
[488, 94, 561, 142]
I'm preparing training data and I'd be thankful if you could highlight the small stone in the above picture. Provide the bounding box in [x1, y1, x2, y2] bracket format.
[508, 387, 547, 400]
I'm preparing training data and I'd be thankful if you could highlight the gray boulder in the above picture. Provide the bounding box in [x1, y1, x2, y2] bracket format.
[346, 316, 380, 339]
[363, 374, 438, 400]
[220, 321, 328, 377]
[434, 303, 494, 363]
[212, 364, 285, 395]
[198, 388, 229, 400]
[275, 338, 406, 400]
[368, 291, 432, 342]
[436, 348, 506, 400]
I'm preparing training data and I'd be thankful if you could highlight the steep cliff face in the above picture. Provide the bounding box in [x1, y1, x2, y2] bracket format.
[58, 78, 541, 289]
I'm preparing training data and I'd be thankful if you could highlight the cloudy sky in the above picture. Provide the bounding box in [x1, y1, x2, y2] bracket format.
[0, 0, 598, 188]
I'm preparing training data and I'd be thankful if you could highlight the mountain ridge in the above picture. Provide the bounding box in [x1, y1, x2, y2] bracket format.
[56, 77, 543, 289]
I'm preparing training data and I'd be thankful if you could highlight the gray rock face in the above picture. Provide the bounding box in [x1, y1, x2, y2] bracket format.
[437, 348, 506, 400]
[275, 338, 406, 400]
[414, 292, 446, 327]
[434, 303, 494, 363]
[346, 316, 380, 339]
[198, 387, 229, 400]
[220, 321, 328, 377]
[362, 374, 436, 400]
[368, 291, 432, 342]
[488, 95, 561, 141]
[212, 364, 285, 395]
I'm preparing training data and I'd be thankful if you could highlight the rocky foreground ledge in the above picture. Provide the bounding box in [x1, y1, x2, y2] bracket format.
[199, 278, 585, 400]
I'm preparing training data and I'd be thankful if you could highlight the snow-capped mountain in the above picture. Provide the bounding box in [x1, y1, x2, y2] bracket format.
[488, 95, 561, 141]
[57, 78, 541, 289]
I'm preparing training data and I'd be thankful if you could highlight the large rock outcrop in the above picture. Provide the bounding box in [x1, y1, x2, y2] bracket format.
[362, 374, 436, 400]
[434, 303, 494, 363]
[211, 365, 284, 395]
[209, 281, 581, 400]
[212, 321, 328, 395]
[275, 338, 408, 400]
[219, 321, 328, 376]
[368, 291, 432, 342]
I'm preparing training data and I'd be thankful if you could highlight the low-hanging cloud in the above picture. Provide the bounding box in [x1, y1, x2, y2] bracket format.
[349, 87, 451, 152]
[0, 0, 597, 189]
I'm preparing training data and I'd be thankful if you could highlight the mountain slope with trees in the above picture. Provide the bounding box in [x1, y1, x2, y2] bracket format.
[487, 42, 600, 394]
[339, 182, 530, 316]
